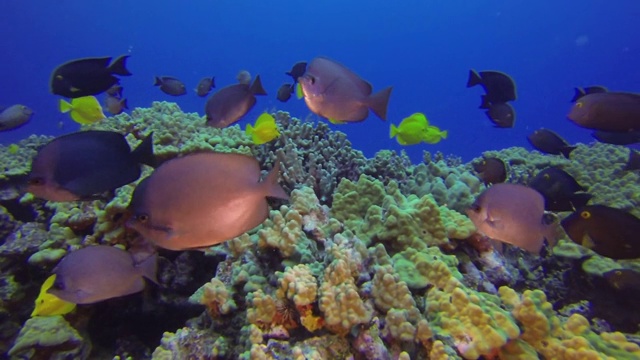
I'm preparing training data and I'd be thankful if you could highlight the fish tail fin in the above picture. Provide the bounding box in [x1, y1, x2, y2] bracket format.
[368, 86, 393, 121]
[59, 99, 72, 113]
[390, 124, 398, 138]
[136, 253, 159, 285]
[153, 77, 162, 86]
[245, 123, 254, 136]
[108, 55, 132, 76]
[263, 161, 289, 200]
[121, 98, 128, 109]
[569, 192, 592, 210]
[132, 132, 156, 168]
[210, 76, 216, 88]
[479, 95, 491, 109]
[560, 146, 576, 159]
[466, 69, 482, 87]
[250, 75, 267, 96]
[440, 130, 448, 139]
[571, 87, 585, 103]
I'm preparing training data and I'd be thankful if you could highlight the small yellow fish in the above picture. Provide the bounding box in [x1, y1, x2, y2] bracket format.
[245, 113, 281, 145]
[423, 125, 448, 144]
[59, 96, 106, 125]
[31, 274, 76, 317]
[7, 144, 19, 154]
[390, 112, 429, 145]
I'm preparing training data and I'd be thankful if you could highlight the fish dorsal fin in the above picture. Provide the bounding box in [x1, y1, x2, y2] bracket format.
[255, 113, 273, 127]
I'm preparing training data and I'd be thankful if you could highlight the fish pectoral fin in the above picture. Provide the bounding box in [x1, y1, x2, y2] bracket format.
[581, 234, 595, 249]
[328, 118, 346, 125]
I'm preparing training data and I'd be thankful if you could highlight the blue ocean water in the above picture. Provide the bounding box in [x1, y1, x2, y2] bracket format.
[1, 0, 638, 162]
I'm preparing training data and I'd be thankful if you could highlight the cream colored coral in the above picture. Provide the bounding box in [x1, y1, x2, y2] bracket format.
[246, 290, 276, 327]
[257, 205, 304, 257]
[276, 264, 317, 307]
[383, 308, 418, 342]
[318, 259, 372, 335]
[199, 278, 236, 316]
[372, 265, 416, 313]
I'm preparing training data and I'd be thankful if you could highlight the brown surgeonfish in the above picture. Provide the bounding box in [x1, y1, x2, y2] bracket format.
[127, 152, 289, 250]
[466, 183, 555, 254]
[561, 205, 640, 259]
[48, 245, 157, 304]
[154, 76, 187, 96]
[195, 77, 215, 97]
[473, 157, 507, 185]
[567, 92, 640, 132]
[528, 167, 591, 212]
[485, 102, 515, 128]
[297, 56, 392, 123]
[205, 75, 267, 128]
[527, 129, 575, 158]
[50, 55, 131, 98]
[603, 269, 640, 292]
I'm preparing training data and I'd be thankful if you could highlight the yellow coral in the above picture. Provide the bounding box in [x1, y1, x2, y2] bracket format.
[276, 264, 317, 307]
[246, 290, 276, 327]
[257, 205, 304, 257]
[199, 278, 236, 317]
[371, 265, 416, 313]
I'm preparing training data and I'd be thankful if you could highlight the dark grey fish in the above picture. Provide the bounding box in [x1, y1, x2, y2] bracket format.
[623, 149, 640, 171]
[527, 128, 575, 158]
[286, 61, 307, 83]
[154, 76, 187, 96]
[105, 95, 128, 115]
[570, 85, 608, 102]
[484, 102, 515, 128]
[528, 167, 591, 211]
[277, 83, 293, 102]
[0, 104, 34, 131]
[467, 69, 517, 103]
[106, 84, 123, 98]
[127, 152, 289, 250]
[568, 92, 640, 132]
[48, 245, 157, 304]
[298, 56, 392, 122]
[603, 269, 640, 292]
[472, 157, 506, 185]
[50, 55, 131, 98]
[195, 77, 215, 97]
[205, 75, 267, 128]
[592, 130, 640, 145]
[27, 131, 155, 202]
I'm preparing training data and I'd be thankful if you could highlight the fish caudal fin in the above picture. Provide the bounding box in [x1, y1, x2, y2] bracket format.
[121, 98, 129, 109]
[250, 75, 267, 96]
[132, 132, 156, 168]
[570, 87, 585, 103]
[560, 146, 576, 159]
[368, 86, 393, 121]
[210, 76, 216, 88]
[245, 124, 254, 136]
[263, 161, 289, 200]
[108, 55, 132, 76]
[153, 77, 162, 86]
[390, 124, 399, 138]
[136, 253, 159, 285]
[440, 130, 448, 139]
[466, 69, 482, 87]
[59, 99, 72, 113]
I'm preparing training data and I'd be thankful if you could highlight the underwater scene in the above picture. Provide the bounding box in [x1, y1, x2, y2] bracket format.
[1, 0, 640, 359]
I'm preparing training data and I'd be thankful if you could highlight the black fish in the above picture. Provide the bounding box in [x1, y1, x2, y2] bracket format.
[484, 102, 515, 128]
[195, 77, 215, 97]
[603, 269, 640, 292]
[467, 69, 517, 103]
[27, 131, 155, 202]
[527, 129, 575, 158]
[473, 157, 506, 185]
[277, 83, 293, 102]
[50, 55, 131, 98]
[561, 205, 640, 260]
[528, 167, 591, 211]
[623, 149, 640, 171]
[570, 85, 608, 103]
[154, 76, 187, 96]
[592, 130, 640, 145]
[286, 61, 307, 83]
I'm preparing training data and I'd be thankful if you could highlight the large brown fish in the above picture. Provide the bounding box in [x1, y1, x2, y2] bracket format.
[567, 92, 640, 132]
[205, 76, 267, 128]
[127, 152, 288, 250]
[298, 56, 392, 123]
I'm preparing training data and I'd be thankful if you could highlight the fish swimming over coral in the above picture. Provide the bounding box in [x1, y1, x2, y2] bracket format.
[48, 246, 158, 304]
[59, 96, 106, 124]
[205, 75, 267, 128]
[50, 55, 131, 98]
[0, 104, 34, 131]
[154, 76, 187, 96]
[473, 157, 507, 185]
[31, 274, 76, 317]
[245, 113, 280, 145]
[195, 76, 215, 97]
[567, 92, 640, 132]
[127, 152, 289, 250]
[527, 128, 575, 158]
[528, 167, 591, 211]
[297, 56, 392, 123]
[27, 130, 155, 201]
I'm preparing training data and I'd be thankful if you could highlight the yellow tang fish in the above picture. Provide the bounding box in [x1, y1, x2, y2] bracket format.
[31, 274, 76, 317]
[245, 113, 281, 145]
[59, 96, 106, 125]
[423, 125, 448, 144]
[390, 112, 429, 145]
[7, 144, 19, 154]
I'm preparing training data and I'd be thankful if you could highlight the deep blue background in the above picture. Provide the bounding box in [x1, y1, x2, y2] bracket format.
[1, 1, 639, 162]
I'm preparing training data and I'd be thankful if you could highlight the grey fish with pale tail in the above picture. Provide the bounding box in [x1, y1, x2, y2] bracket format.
[105, 94, 127, 115]
[27, 131, 155, 202]
[298, 56, 392, 123]
[153, 76, 187, 96]
[48, 245, 157, 304]
[195, 77, 215, 97]
[466, 183, 555, 254]
[205, 75, 267, 128]
[0, 105, 34, 131]
[127, 152, 289, 250]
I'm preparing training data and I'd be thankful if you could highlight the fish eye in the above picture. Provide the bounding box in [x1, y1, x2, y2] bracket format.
[309, 76, 316, 85]
[575, 102, 583, 108]
[580, 211, 591, 219]
[27, 177, 44, 186]
[469, 203, 481, 213]
[135, 214, 149, 223]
